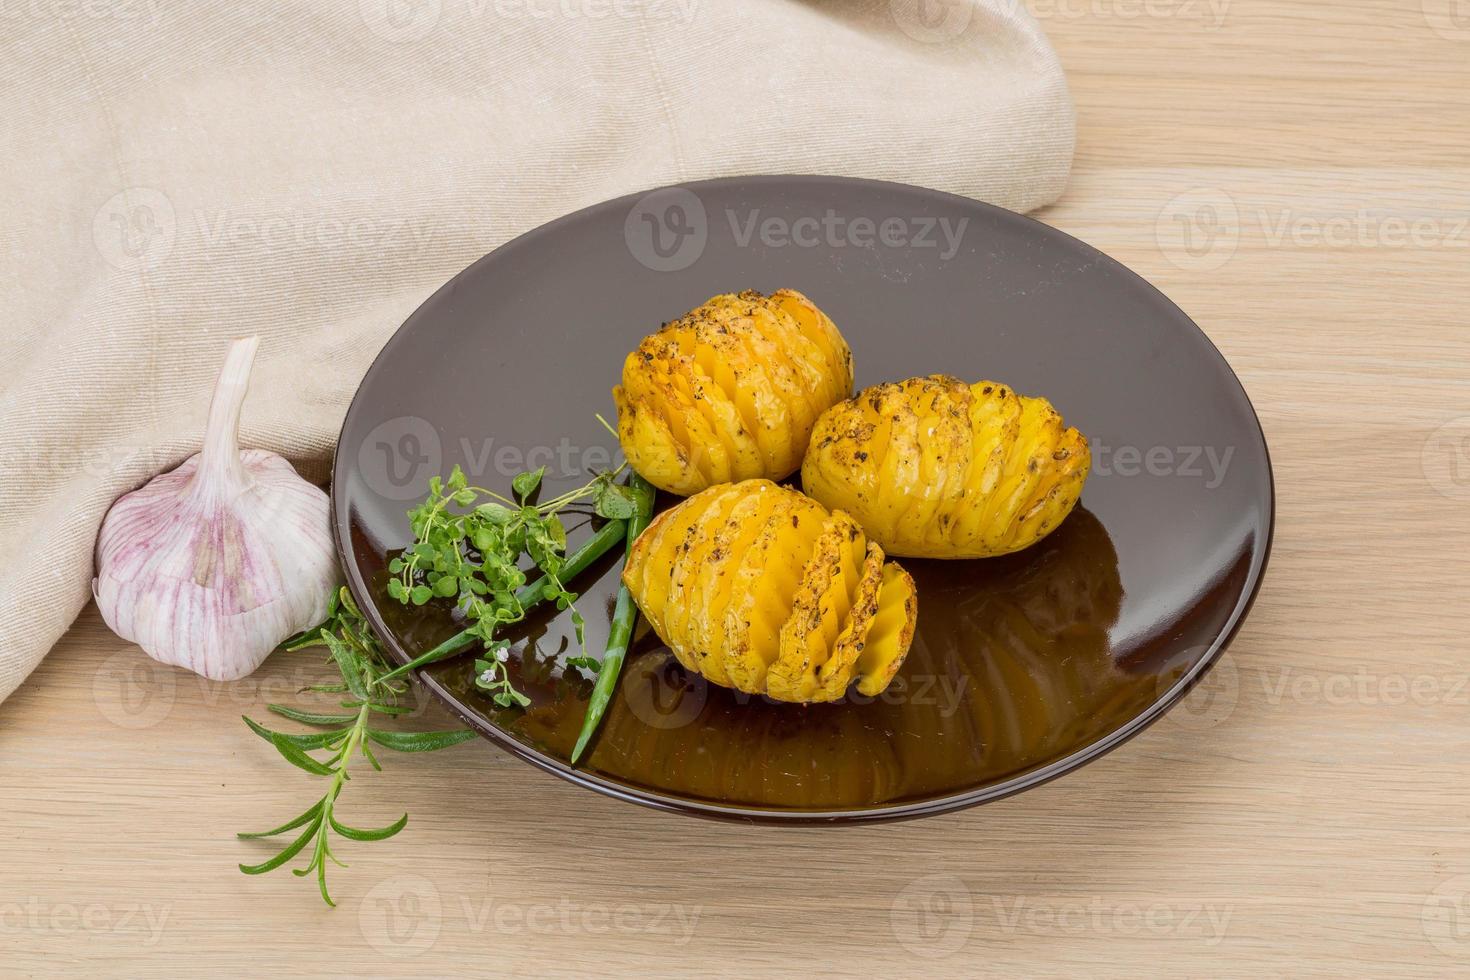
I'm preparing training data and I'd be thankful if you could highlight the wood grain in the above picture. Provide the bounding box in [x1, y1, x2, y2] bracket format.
[4, 2, 1469, 975]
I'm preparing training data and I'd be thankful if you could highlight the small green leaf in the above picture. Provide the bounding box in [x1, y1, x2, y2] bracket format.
[237, 800, 324, 840]
[545, 514, 567, 551]
[239, 815, 323, 875]
[512, 467, 544, 501]
[410, 585, 433, 605]
[386, 579, 408, 602]
[329, 812, 408, 842]
[323, 634, 369, 699]
[269, 732, 337, 776]
[266, 705, 359, 727]
[364, 728, 479, 753]
[475, 502, 514, 525]
[242, 715, 349, 750]
[361, 740, 383, 772]
[491, 688, 532, 708]
[594, 484, 636, 520]
[280, 623, 329, 652]
[432, 575, 458, 598]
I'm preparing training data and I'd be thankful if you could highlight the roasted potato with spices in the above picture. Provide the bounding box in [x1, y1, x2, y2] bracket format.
[613, 290, 853, 495]
[622, 479, 917, 704]
[801, 375, 1089, 558]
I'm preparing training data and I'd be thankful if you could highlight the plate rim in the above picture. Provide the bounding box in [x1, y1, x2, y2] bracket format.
[330, 173, 1276, 824]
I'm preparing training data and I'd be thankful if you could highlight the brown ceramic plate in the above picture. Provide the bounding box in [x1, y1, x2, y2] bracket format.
[332, 175, 1273, 823]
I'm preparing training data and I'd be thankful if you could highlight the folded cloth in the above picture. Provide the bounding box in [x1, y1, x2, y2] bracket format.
[0, 0, 1073, 703]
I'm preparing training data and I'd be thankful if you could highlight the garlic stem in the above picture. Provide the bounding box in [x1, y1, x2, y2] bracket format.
[195, 336, 259, 492]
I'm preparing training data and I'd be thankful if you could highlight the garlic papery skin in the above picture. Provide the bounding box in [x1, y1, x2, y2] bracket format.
[93, 336, 341, 681]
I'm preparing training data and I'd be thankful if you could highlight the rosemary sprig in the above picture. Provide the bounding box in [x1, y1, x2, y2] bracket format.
[237, 588, 477, 906]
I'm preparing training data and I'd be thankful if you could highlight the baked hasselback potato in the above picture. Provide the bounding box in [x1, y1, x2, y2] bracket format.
[613, 290, 853, 495]
[622, 479, 917, 704]
[801, 375, 1090, 558]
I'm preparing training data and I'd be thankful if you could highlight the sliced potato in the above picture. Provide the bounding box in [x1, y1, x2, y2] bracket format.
[802, 375, 1090, 558]
[613, 290, 853, 495]
[623, 479, 917, 704]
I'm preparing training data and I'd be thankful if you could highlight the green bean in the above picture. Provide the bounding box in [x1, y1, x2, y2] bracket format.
[571, 472, 655, 764]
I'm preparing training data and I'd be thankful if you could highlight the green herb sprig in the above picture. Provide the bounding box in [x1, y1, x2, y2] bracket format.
[237, 588, 477, 906]
[386, 461, 638, 706]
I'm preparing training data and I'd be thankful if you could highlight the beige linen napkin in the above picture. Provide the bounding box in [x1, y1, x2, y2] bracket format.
[0, 0, 1074, 703]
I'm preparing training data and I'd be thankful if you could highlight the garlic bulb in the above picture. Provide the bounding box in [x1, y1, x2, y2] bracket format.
[94, 337, 341, 680]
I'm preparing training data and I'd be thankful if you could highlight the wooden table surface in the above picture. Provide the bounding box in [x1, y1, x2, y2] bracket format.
[5, 3, 1469, 977]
